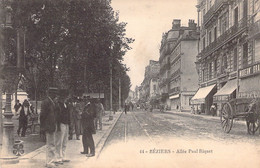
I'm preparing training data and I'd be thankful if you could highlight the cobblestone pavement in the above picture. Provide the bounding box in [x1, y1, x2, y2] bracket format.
[98, 110, 260, 168]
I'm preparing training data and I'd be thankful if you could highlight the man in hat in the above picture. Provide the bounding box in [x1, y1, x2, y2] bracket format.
[81, 97, 96, 157]
[54, 89, 70, 164]
[40, 87, 58, 168]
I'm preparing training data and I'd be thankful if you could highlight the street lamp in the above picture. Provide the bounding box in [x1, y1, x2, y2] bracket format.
[0, 66, 20, 164]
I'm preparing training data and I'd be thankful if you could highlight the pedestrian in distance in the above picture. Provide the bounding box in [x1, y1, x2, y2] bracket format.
[17, 99, 31, 137]
[81, 97, 96, 157]
[124, 103, 128, 114]
[40, 87, 59, 168]
[54, 90, 71, 165]
[14, 99, 22, 116]
[95, 99, 104, 130]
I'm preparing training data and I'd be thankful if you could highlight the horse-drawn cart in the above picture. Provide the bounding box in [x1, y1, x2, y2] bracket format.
[220, 95, 260, 135]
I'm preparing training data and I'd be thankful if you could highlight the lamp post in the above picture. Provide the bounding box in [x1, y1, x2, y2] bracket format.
[0, 66, 20, 164]
[109, 62, 113, 120]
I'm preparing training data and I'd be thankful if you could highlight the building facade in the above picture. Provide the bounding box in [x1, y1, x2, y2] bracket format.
[139, 60, 160, 103]
[159, 19, 199, 111]
[193, 0, 259, 115]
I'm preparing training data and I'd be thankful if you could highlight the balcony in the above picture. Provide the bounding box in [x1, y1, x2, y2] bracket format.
[200, 17, 248, 60]
[203, 0, 229, 26]
[169, 87, 180, 95]
[159, 77, 170, 87]
[160, 62, 170, 74]
[249, 20, 260, 39]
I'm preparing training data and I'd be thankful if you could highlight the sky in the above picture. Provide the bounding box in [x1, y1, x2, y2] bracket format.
[111, 0, 197, 90]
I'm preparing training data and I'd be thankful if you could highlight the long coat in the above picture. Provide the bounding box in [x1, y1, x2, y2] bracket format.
[81, 102, 96, 134]
[40, 97, 57, 133]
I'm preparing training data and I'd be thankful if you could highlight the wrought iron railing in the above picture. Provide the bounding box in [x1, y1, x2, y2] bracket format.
[200, 17, 248, 60]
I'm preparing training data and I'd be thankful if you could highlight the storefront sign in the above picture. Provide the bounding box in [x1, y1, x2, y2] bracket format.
[239, 63, 260, 78]
[238, 91, 260, 98]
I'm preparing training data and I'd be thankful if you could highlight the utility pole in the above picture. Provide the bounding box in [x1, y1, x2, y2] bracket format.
[119, 78, 121, 111]
[109, 62, 113, 120]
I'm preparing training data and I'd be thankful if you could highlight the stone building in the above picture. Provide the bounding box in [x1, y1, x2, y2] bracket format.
[192, 0, 260, 115]
[159, 19, 199, 111]
[139, 60, 160, 103]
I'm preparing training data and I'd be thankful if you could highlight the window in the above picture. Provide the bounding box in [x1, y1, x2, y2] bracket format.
[202, 69, 205, 82]
[209, 62, 212, 79]
[234, 7, 238, 26]
[255, 39, 260, 62]
[221, 55, 228, 73]
[220, 12, 228, 35]
[243, 0, 248, 19]
[243, 43, 248, 67]
[203, 37, 205, 49]
[209, 31, 212, 44]
[214, 59, 217, 76]
[233, 47, 238, 70]
[214, 27, 217, 41]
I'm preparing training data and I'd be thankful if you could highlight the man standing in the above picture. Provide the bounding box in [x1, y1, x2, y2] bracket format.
[69, 97, 82, 140]
[40, 87, 58, 168]
[17, 100, 31, 137]
[54, 90, 70, 164]
[95, 99, 104, 130]
[14, 100, 21, 116]
[81, 97, 96, 157]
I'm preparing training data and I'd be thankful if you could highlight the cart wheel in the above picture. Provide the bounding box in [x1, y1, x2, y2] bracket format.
[220, 102, 233, 133]
[247, 108, 260, 135]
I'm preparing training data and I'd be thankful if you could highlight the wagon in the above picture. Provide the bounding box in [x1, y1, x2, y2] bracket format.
[220, 96, 260, 134]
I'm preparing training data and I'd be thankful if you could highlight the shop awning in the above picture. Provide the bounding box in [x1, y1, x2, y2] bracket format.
[214, 79, 237, 96]
[213, 80, 237, 102]
[190, 84, 216, 104]
[169, 94, 179, 99]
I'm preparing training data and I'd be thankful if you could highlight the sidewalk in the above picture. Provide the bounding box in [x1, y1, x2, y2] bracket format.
[153, 108, 246, 124]
[1, 111, 122, 168]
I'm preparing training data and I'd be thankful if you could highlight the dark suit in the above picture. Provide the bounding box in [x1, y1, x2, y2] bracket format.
[40, 96, 57, 165]
[40, 97, 57, 133]
[17, 106, 30, 136]
[81, 102, 96, 154]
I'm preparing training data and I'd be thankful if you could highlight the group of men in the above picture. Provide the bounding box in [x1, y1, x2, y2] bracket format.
[40, 87, 104, 168]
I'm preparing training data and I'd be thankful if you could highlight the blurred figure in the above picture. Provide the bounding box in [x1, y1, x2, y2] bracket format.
[40, 87, 58, 168]
[54, 91, 70, 164]
[81, 97, 96, 157]
[95, 99, 104, 130]
[17, 99, 31, 137]
[14, 99, 22, 116]
[69, 97, 82, 140]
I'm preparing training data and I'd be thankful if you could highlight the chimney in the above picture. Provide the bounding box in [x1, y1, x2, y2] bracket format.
[188, 19, 197, 29]
[172, 19, 181, 29]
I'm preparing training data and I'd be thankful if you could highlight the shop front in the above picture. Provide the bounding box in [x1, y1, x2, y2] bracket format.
[190, 84, 217, 114]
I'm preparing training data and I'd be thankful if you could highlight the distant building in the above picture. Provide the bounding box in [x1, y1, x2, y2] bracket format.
[159, 19, 199, 111]
[139, 60, 160, 103]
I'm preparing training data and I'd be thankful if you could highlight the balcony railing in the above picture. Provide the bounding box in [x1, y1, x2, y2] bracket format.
[159, 77, 170, 87]
[200, 17, 247, 60]
[169, 87, 180, 95]
[203, 0, 229, 26]
[160, 62, 170, 74]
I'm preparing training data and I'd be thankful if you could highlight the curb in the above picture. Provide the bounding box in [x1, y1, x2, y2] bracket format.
[96, 111, 123, 158]
[20, 112, 123, 160]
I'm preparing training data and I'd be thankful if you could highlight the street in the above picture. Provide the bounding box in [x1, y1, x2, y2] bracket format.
[97, 110, 260, 168]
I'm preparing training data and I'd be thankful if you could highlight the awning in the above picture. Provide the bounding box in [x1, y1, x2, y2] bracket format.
[214, 79, 237, 96]
[169, 94, 179, 99]
[190, 84, 216, 104]
[213, 79, 237, 102]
